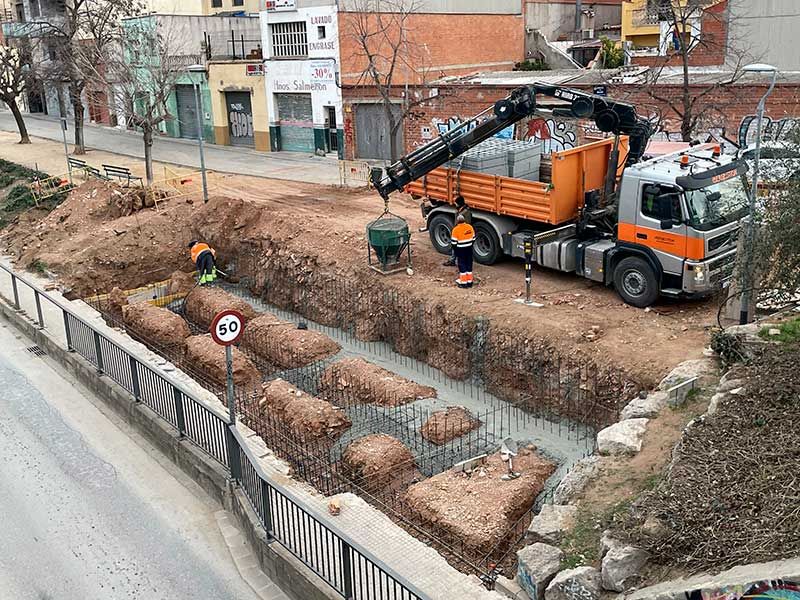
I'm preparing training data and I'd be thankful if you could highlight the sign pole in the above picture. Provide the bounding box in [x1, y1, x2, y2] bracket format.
[61, 118, 72, 184]
[225, 344, 235, 425]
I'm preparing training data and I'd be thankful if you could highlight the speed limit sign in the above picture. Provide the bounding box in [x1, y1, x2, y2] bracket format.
[210, 309, 245, 346]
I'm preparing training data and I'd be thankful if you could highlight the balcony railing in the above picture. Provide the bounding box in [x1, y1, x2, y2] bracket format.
[631, 8, 662, 26]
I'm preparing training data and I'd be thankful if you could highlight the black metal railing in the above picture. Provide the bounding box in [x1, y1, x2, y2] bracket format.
[0, 263, 426, 600]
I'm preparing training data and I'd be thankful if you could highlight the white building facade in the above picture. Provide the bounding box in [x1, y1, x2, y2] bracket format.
[260, 0, 342, 156]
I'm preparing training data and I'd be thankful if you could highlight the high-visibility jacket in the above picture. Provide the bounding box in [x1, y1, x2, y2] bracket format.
[190, 242, 216, 263]
[451, 223, 475, 248]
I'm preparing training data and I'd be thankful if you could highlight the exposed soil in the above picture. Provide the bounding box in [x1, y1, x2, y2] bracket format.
[420, 407, 482, 445]
[0, 160, 718, 386]
[121, 301, 190, 351]
[168, 270, 196, 295]
[404, 448, 556, 550]
[259, 378, 351, 440]
[184, 334, 262, 392]
[318, 357, 437, 407]
[243, 314, 341, 368]
[183, 286, 259, 328]
[618, 344, 800, 578]
[341, 433, 420, 490]
[106, 286, 129, 322]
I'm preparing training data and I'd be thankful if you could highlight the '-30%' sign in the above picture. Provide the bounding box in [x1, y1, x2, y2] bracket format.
[209, 309, 245, 346]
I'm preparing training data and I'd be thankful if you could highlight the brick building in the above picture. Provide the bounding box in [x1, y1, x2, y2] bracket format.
[338, 0, 525, 161]
[380, 69, 800, 158]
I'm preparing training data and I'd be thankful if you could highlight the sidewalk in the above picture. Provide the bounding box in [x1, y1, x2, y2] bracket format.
[0, 111, 344, 186]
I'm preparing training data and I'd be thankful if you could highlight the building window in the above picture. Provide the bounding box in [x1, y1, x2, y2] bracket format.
[233, 0, 243, 5]
[211, 0, 222, 7]
[317, 25, 326, 40]
[271, 21, 308, 58]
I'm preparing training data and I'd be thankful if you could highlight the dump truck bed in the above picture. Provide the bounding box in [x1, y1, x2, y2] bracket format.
[406, 137, 628, 226]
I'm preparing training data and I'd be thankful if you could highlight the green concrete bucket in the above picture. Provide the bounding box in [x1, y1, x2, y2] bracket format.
[366, 212, 411, 271]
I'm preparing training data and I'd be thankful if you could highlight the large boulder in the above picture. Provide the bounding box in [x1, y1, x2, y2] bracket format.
[527, 504, 578, 545]
[620, 391, 668, 420]
[553, 456, 599, 504]
[517, 543, 563, 600]
[545, 566, 602, 600]
[597, 419, 649, 456]
[659, 358, 717, 391]
[601, 544, 649, 592]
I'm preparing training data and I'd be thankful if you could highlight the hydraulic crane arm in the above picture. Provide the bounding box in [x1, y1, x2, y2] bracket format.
[370, 84, 654, 200]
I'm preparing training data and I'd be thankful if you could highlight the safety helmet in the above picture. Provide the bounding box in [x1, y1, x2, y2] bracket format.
[187, 240, 198, 248]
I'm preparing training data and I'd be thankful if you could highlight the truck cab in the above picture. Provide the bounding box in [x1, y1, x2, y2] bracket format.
[611, 146, 748, 305]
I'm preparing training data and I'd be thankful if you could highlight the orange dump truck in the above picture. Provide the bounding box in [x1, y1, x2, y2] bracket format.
[407, 137, 628, 264]
[373, 84, 747, 307]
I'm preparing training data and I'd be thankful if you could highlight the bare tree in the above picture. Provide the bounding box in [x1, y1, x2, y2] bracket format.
[33, 0, 140, 154]
[345, 0, 439, 161]
[83, 16, 185, 183]
[0, 42, 32, 143]
[636, 0, 751, 141]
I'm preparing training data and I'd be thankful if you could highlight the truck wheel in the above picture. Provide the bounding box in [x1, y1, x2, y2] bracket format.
[613, 257, 659, 308]
[473, 222, 501, 265]
[428, 214, 454, 255]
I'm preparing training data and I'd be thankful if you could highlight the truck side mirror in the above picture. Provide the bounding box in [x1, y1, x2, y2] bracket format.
[660, 219, 674, 230]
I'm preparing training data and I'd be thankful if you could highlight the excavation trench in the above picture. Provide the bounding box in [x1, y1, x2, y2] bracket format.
[88, 265, 625, 579]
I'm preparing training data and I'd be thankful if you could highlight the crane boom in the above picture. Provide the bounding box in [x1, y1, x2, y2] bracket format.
[370, 84, 654, 200]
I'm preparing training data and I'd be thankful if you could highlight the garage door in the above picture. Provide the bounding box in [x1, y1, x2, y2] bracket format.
[276, 93, 314, 153]
[175, 84, 199, 139]
[225, 91, 254, 147]
[355, 103, 403, 160]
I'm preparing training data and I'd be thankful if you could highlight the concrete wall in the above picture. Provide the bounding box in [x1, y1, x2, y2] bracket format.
[208, 60, 270, 150]
[728, 0, 800, 71]
[526, 1, 622, 41]
[143, 0, 205, 14]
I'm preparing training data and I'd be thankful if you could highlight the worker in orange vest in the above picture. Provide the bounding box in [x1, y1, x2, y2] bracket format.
[188, 240, 217, 285]
[450, 214, 475, 288]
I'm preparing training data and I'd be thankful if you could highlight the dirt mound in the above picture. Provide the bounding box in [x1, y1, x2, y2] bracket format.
[106, 286, 129, 322]
[318, 357, 437, 407]
[184, 286, 259, 328]
[342, 434, 418, 490]
[420, 407, 481, 445]
[259, 378, 350, 439]
[122, 302, 190, 351]
[243, 315, 341, 368]
[184, 334, 262, 392]
[404, 448, 556, 550]
[168, 271, 196, 295]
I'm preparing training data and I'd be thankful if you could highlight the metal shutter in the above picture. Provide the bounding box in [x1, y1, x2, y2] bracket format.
[225, 91, 254, 147]
[276, 93, 314, 153]
[175, 85, 199, 140]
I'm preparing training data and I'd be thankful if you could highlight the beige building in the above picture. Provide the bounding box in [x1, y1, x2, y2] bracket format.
[208, 59, 269, 151]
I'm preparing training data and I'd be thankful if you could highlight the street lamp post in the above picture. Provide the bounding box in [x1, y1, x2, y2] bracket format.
[739, 63, 778, 325]
[186, 64, 209, 204]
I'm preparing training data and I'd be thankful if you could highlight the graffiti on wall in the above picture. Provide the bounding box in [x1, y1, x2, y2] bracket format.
[685, 579, 800, 600]
[423, 116, 514, 144]
[522, 117, 577, 154]
[738, 115, 799, 148]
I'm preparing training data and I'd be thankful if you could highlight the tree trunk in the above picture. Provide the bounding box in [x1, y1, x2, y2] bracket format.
[385, 102, 398, 162]
[143, 126, 154, 184]
[6, 98, 31, 144]
[73, 99, 86, 155]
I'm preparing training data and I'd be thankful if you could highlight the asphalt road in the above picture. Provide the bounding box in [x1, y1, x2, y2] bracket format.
[0, 317, 263, 600]
[0, 110, 343, 185]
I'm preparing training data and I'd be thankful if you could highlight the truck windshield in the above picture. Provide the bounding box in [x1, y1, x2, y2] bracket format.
[684, 179, 749, 232]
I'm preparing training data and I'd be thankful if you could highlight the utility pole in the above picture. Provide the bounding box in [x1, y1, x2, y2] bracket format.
[575, 0, 583, 41]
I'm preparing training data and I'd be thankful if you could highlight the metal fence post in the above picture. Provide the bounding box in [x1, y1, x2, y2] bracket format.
[226, 425, 242, 481]
[62, 310, 73, 351]
[173, 387, 186, 438]
[93, 330, 104, 373]
[260, 480, 274, 541]
[341, 540, 354, 600]
[34, 290, 44, 328]
[130, 356, 141, 401]
[11, 274, 19, 309]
